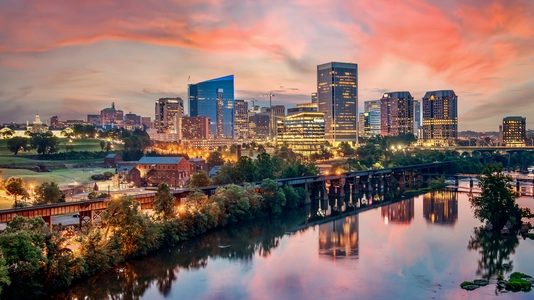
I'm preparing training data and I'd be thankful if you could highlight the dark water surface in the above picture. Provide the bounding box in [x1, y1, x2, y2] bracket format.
[58, 191, 534, 300]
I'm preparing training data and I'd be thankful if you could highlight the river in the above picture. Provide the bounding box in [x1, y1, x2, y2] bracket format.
[55, 190, 534, 300]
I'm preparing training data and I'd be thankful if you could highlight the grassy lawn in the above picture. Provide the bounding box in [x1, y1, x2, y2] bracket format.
[0, 138, 123, 166]
[0, 167, 110, 187]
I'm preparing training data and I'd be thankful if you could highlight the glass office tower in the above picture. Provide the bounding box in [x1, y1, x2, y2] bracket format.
[317, 62, 358, 145]
[380, 91, 414, 136]
[188, 75, 235, 139]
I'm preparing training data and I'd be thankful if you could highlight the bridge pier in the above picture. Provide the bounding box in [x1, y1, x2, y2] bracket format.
[42, 215, 53, 231]
[455, 176, 459, 187]
[469, 177, 474, 189]
[516, 180, 520, 193]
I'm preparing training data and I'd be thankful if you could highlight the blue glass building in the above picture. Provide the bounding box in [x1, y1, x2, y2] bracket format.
[188, 75, 235, 139]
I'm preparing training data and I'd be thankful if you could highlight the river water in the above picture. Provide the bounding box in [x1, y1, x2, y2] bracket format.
[57, 190, 534, 300]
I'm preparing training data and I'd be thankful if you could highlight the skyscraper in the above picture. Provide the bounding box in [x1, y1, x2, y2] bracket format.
[155, 98, 184, 133]
[422, 90, 458, 146]
[188, 75, 235, 139]
[414, 100, 421, 132]
[234, 100, 249, 140]
[380, 92, 414, 136]
[317, 62, 358, 145]
[502, 116, 526, 147]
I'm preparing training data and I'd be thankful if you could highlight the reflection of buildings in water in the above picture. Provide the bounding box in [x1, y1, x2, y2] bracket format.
[381, 198, 414, 225]
[423, 190, 458, 225]
[319, 215, 359, 258]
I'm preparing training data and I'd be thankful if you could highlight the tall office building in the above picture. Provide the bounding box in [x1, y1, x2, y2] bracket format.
[502, 116, 526, 147]
[422, 90, 458, 146]
[277, 109, 325, 156]
[234, 100, 249, 140]
[188, 75, 235, 139]
[364, 100, 380, 113]
[317, 62, 358, 145]
[360, 111, 381, 138]
[100, 102, 118, 128]
[414, 100, 421, 132]
[155, 98, 184, 133]
[311, 92, 318, 104]
[380, 92, 414, 136]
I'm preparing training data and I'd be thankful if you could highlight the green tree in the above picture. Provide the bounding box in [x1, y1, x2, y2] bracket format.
[235, 156, 258, 183]
[101, 196, 161, 258]
[0, 253, 10, 295]
[30, 132, 60, 154]
[4, 177, 29, 205]
[99, 140, 106, 151]
[261, 179, 286, 215]
[6, 137, 29, 155]
[207, 151, 225, 169]
[339, 141, 356, 156]
[154, 183, 176, 220]
[211, 184, 251, 225]
[283, 184, 301, 210]
[187, 171, 211, 188]
[469, 164, 527, 231]
[211, 164, 237, 185]
[256, 153, 276, 180]
[34, 182, 65, 205]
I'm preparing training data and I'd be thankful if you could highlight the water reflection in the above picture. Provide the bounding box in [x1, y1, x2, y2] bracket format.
[56, 211, 308, 299]
[319, 215, 359, 258]
[423, 190, 458, 225]
[381, 198, 414, 225]
[467, 226, 520, 279]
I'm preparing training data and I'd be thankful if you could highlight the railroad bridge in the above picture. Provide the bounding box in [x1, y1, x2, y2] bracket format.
[0, 162, 451, 230]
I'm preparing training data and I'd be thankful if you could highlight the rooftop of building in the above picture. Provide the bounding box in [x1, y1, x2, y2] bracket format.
[423, 90, 456, 98]
[137, 156, 184, 165]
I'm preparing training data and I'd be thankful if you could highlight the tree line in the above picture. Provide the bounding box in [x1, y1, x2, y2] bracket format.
[0, 180, 308, 298]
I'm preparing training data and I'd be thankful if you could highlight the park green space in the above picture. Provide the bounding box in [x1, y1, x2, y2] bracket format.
[0, 138, 123, 166]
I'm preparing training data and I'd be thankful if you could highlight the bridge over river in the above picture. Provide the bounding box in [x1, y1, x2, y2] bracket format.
[0, 162, 452, 230]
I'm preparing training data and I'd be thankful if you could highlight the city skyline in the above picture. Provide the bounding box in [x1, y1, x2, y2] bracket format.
[1, 0, 533, 131]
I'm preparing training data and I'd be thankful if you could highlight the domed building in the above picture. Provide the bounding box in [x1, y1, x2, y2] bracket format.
[27, 114, 49, 134]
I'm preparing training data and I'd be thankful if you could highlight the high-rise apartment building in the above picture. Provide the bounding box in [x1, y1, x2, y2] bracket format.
[317, 62, 358, 145]
[181, 116, 210, 140]
[234, 100, 249, 140]
[380, 92, 414, 136]
[502, 116, 526, 147]
[422, 90, 458, 146]
[188, 75, 235, 139]
[155, 98, 184, 133]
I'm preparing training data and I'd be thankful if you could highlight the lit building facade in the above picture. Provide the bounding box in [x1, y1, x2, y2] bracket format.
[381, 198, 414, 225]
[380, 92, 414, 136]
[87, 114, 101, 126]
[319, 215, 359, 258]
[364, 100, 380, 113]
[100, 102, 119, 128]
[317, 62, 358, 145]
[360, 111, 381, 138]
[502, 116, 526, 147]
[181, 116, 210, 140]
[422, 90, 458, 146]
[155, 98, 184, 133]
[249, 114, 269, 140]
[414, 99, 421, 132]
[311, 92, 318, 104]
[188, 75, 235, 139]
[125, 113, 141, 126]
[423, 190, 458, 225]
[234, 100, 249, 140]
[276, 110, 325, 156]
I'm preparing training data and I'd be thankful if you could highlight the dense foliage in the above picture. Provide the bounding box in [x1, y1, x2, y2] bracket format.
[469, 164, 531, 231]
[34, 182, 65, 205]
[0, 179, 307, 297]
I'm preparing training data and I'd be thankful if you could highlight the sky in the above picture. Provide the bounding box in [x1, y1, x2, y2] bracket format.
[0, 0, 533, 132]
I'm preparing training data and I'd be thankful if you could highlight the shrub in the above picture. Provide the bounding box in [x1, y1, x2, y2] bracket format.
[460, 281, 475, 288]
[91, 174, 107, 180]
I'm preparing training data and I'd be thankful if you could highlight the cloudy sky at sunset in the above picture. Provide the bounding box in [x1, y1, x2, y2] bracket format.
[1, 0, 533, 131]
